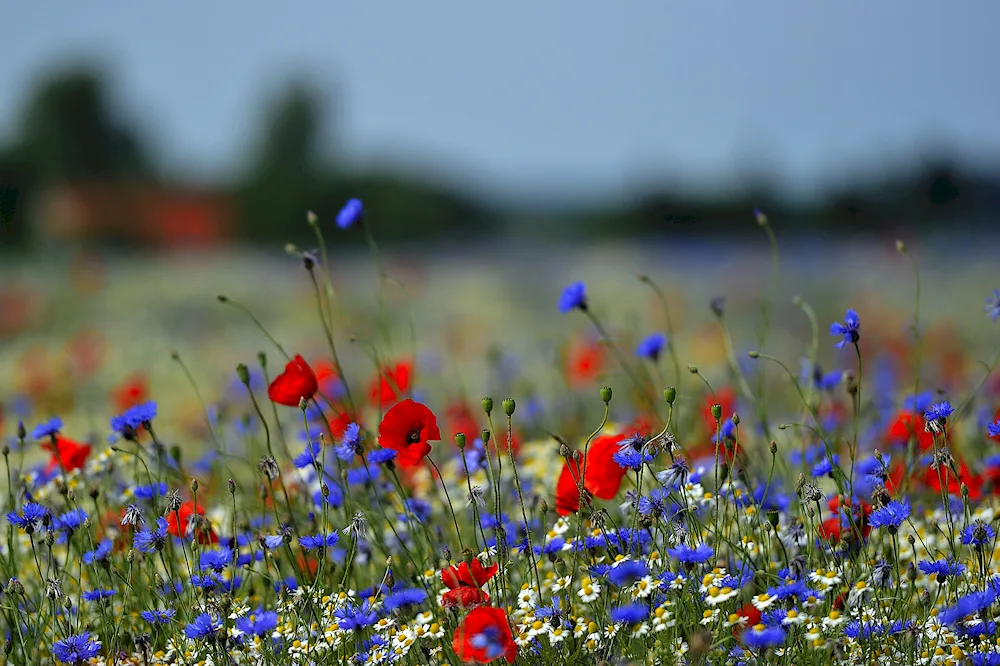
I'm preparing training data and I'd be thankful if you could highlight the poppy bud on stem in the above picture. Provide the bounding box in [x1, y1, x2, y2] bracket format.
[600, 387, 612, 404]
[454, 433, 467, 449]
[663, 387, 676, 404]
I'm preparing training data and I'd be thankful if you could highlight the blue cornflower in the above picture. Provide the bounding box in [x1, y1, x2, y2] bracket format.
[867, 500, 910, 532]
[299, 533, 340, 550]
[990, 420, 1000, 439]
[32, 417, 63, 440]
[608, 560, 649, 587]
[742, 625, 785, 649]
[199, 547, 233, 573]
[235, 607, 278, 637]
[263, 534, 285, 550]
[110, 402, 158, 438]
[940, 589, 998, 625]
[712, 419, 737, 444]
[82, 539, 113, 565]
[829, 309, 860, 349]
[334, 422, 363, 461]
[293, 442, 322, 469]
[925, 401, 955, 424]
[667, 543, 714, 564]
[184, 613, 223, 639]
[636, 333, 667, 361]
[190, 574, 220, 591]
[52, 632, 101, 664]
[613, 433, 653, 470]
[610, 603, 649, 624]
[383, 587, 427, 612]
[334, 600, 378, 631]
[637, 488, 671, 519]
[986, 289, 1000, 322]
[133, 517, 169, 553]
[81, 589, 116, 602]
[918, 559, 966, 582]
[336, 198, 364, 229]
[962, 521, 997, 550]
[558, 281, 587, 313]
[367, 449, 397, 466]
[657, 458, 690, 488]
[810, 455, 839, 478]
[133, 482, 168, 501]
[55, 508, 88, 532]
[7, 502, 50, 531]
[972, 651, 1000, 666]
[140, 608, 176, 624]
[404, 497, 433, 523]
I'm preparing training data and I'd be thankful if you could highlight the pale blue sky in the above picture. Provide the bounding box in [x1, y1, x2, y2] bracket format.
[2, 1, 998, 204]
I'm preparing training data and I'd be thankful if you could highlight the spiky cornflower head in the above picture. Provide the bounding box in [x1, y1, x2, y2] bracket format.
[140, 608, 176, 625]
[258, 456, 279, 480]
[344, 511, 369, 540]
[558, 281, 587, 313]
[829, 309, 860, 349]
[467, 485, 487, 507]
[918, 559, 965, 583]
[986, 289, 1000, 322]
[657, 458, 690, 489]
[32, 417, 63, 440]
[924, 401, 955, 426]
[6, 502, 50, 532]
[613, 432, 653, 470]
[51, 632, 101, 664]
[184, 613, 223, 639]
[636, 333, 667, 361]
[121, 503, 145, 527]
[336, 198, 364, 229]
[133, 517, 169, 553]
[962, 521, 996, 551]
[299, 533, 340, 550]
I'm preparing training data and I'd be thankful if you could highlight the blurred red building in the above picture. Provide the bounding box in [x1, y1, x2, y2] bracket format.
[34, 182, 234, 249]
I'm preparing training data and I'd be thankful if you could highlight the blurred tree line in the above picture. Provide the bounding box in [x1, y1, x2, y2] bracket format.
[1, 66, 999, 250]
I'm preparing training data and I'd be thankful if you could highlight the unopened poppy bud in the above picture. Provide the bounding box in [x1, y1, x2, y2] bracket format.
[731, 413, 740, 426]
[748, 350, 760, 359]
[481, 397, 493, 415]
[769, 441, 778, 455]
[502, 398, 515, 416]
[217, 294, 228, 303]
[766, 509, 779, 527]
[687, 364, 698, 374]
[663, 387, 676, 404]
[257, 351, 267, 368]
[710, 404, 722, 420]
[298, 397, 308, 411]
[481, 429, 491, 444]
[454, 433, 467, 449]
[599, 387, 612, 404]
[228, 479, 236, 494]
[190, 479, 199, 493]
[236, 363, 250, 387]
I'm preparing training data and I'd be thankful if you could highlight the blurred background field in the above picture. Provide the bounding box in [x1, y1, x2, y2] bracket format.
[1, 1, 999, 451]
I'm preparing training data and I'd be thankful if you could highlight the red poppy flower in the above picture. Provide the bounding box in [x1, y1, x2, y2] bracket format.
[555, 457, 585, 516]
[441, 559, 497, 609]
[452, 606, 517, 664]
[732, 603, 762, 642]
[377, 399, 441, 467]
[565, 340, 604, 388]
[165, 500, 218, 544]
[268, 355, 318, 407]
[112, 372, 149, 413]
[885, 411, 934, 452]
[583, 434, 628, 500]
[922, 456, 983, 500]
[43, 436, 91, 473]
[369, 361, 412, 408]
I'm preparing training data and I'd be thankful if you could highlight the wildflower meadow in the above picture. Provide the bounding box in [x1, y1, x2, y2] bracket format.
[5, 203, 1000, 666]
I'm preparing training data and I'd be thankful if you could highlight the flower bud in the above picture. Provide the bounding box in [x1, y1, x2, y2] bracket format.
[16, 422, 25, 441]
[663, 387, 676, 404]
[190, 478, 199, 493]
[710, 404, 722, 420]
[481, 429, 491, 445]
[502, 398, 516, 416]
[599, 387, 612, 404]
[748, 350, 760, 359]
[769, 441, 778, 455]
[754, 208, 768, 226]
[766, 509, 779, 528]
[481, 397, 493, 415]
[228, 479, 236, 494]
[454, 433, 467, 449]
[236, 363, 251, 386]
[731, 413, 740, 426]
[895, 239, 906, 253]
[298, 397, 308, 411]
[307, 210, 318, 226]
[687, 364, 698, 374]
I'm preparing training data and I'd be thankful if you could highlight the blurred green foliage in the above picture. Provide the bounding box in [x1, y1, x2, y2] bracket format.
[0, 66, 998, 249]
